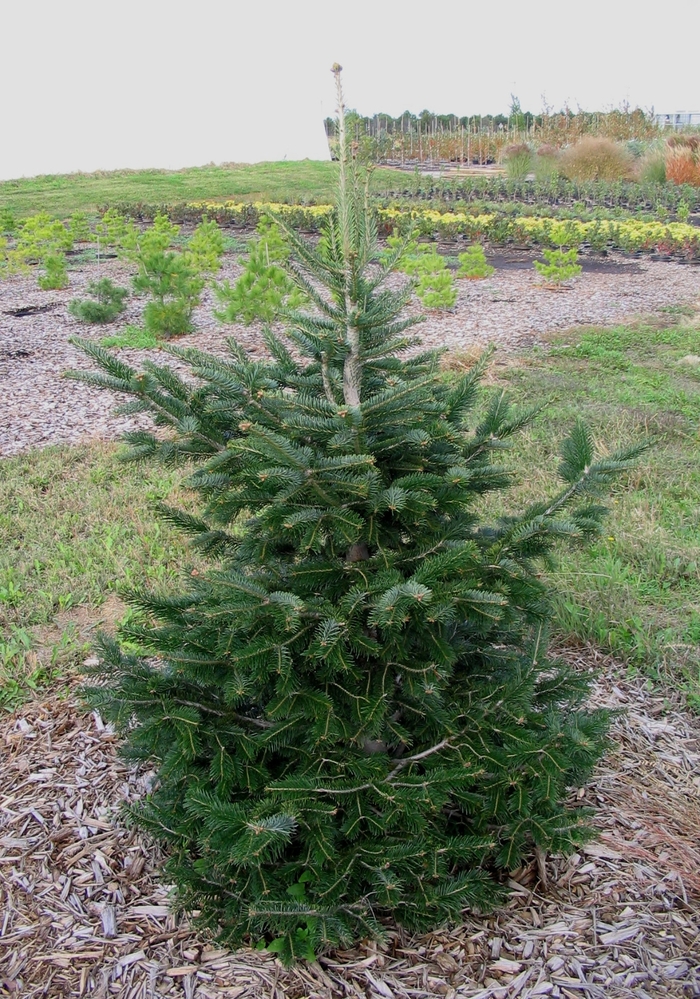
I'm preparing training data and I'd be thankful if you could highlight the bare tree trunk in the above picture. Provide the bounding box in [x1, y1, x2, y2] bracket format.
[331, 64, 362, 409]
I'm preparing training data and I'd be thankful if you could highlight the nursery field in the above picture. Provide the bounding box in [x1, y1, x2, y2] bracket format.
[1, 182, 699, 708]
[2, 311, 700, 996]
[2, 305, 699, 708]
[2, 148, 700, 996]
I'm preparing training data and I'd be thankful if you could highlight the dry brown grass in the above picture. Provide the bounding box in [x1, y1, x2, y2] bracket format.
[558, 138, 634, 182]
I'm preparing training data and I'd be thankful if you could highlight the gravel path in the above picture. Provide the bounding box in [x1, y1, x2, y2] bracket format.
[2, 252, 700, 458]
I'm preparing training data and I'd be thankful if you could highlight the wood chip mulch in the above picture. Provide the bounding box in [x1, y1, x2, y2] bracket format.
[1, 648, 699, 998]
[3, 252, 700, 458]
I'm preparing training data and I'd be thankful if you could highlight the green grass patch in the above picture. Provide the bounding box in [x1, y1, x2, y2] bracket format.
[101, 325, 160, 349]
[0, 162, 401, 221]
[0, 443, 201, 707]
[487, 318, 700, 703]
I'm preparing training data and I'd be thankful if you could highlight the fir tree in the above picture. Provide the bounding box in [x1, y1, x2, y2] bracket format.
[69, 66, 644, 964]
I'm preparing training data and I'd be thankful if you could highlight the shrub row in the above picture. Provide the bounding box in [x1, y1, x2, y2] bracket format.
[175, 202, 700, 258]
[371, 177, 700, 213]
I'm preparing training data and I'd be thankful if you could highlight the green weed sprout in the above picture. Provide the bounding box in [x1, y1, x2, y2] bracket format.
[100, 325, 159, 349]
[502, 143, 532, 181]
[677, 202, 691, 224]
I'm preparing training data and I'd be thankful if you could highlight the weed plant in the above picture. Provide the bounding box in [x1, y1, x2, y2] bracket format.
[639, 154, 667, 185]
[0, 209, 16, 234]
[666, 146, 700, 187]
[101, 325, 160, 349]
[533, 145, 560, 182]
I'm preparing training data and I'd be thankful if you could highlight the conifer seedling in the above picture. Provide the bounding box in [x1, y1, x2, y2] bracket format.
[534, 247, 582, 287]
[70, 67, 645, 964]
[214, 216, 308, 324]
[69, 278, 129, 324]
[387, 239, 458, 309]
[457, 245, 495, 280]
[38, 253, 69, 290]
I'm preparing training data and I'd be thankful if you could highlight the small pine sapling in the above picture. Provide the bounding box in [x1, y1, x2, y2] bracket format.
[69, 278, 129, 324]
[534, 247, 582, 287]
[456, 244, 495, 280]
[185, 218, 225, 277]
[0, 235, 24, 277]
[130, 214, 204, 337]
[70, 66, 645, 965]
[386, 239, 458, 309]
[38, 253, 69, 290]
[13, 213, 73, 288]
[214, 216, 308, 324]
[14, 213, 73, 263]
[398, 242, 440, 276]
[414, 266, 458, 308]
[69, 212, 92, 243]
[96, 209, 138, 252]
[378, 230, 418, 269]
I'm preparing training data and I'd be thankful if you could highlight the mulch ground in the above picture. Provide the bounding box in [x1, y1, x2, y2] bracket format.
[1, 648, 699, 999]
[3, 250, 700, 457]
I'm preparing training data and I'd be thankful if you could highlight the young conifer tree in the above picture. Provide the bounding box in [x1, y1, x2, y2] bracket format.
[70, 67, 643, 963]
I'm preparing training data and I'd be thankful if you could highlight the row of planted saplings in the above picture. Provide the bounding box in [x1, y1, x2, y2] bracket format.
[1, 210, 583, 339]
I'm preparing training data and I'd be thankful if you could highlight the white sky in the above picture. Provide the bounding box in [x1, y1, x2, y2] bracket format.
[2, 0, 698, 181]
